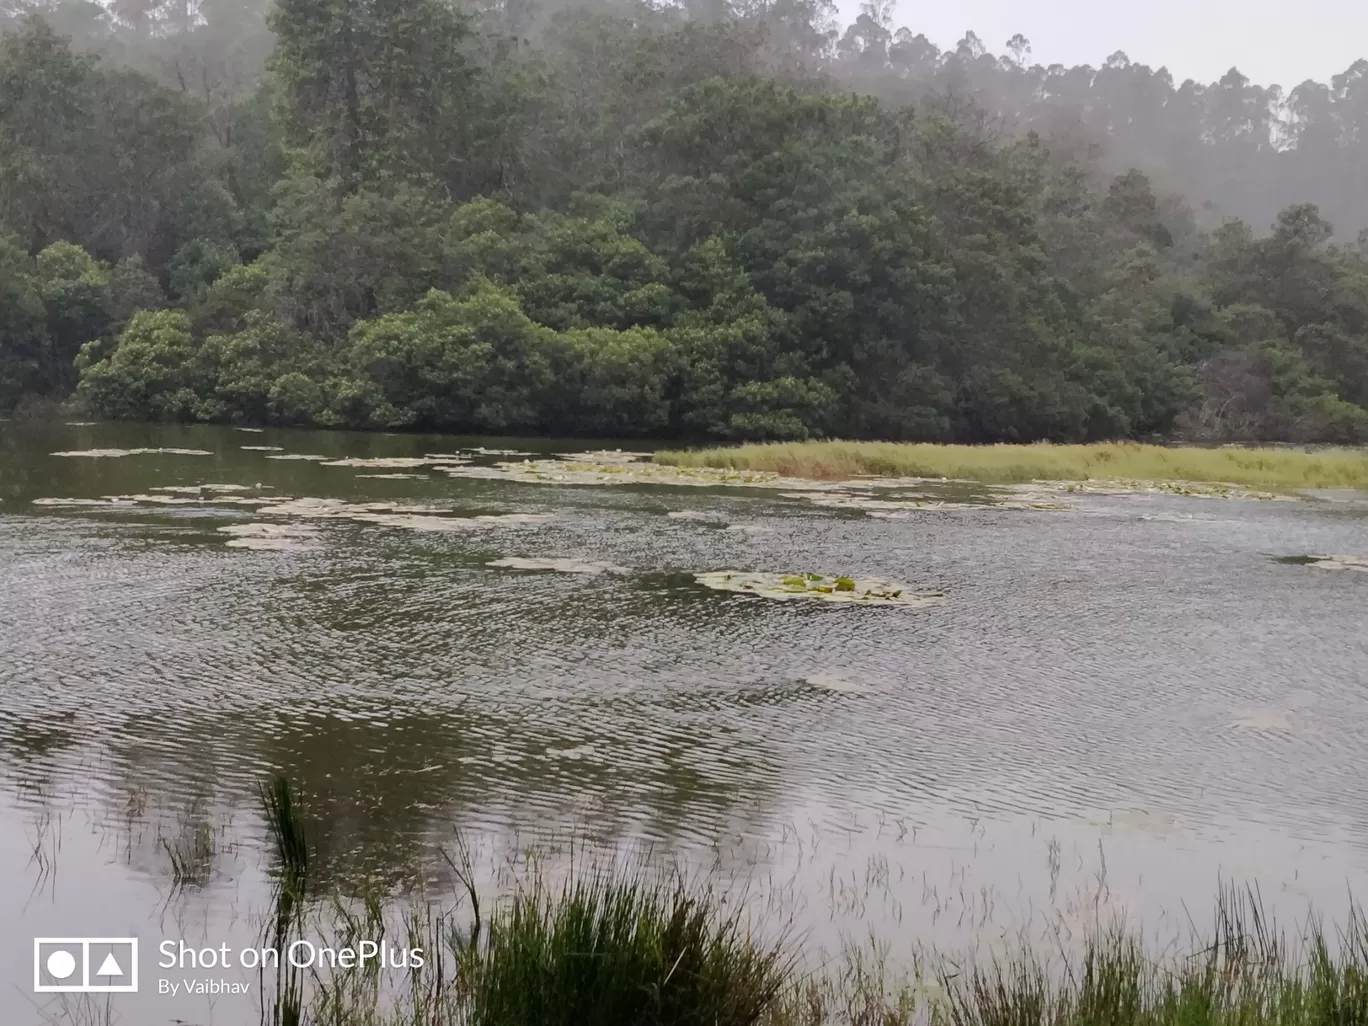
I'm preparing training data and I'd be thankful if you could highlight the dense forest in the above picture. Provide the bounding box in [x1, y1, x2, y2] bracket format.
[2, 0, 1368, 441]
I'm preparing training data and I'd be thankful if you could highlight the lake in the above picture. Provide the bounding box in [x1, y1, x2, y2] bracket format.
[3, 420, 1367, 1024]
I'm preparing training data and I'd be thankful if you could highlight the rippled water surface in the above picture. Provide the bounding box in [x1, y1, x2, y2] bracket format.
[3, 421, 1368, 1024]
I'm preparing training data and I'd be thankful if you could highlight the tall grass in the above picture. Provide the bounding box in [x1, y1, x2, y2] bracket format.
[654, 441, 1368, 490]
[469, 869, 791, 1026]
[253, 776, 1368, 1026]
[936, 886, 1368, 1026]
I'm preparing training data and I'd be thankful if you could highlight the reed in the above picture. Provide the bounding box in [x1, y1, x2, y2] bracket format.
[466, 866, 791, 1026]
[247, 778, 1368, 1026]
[654, 441, 1368, 490]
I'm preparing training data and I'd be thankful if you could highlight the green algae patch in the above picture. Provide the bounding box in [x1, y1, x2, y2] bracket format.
[487, 556, 628, 574]
[694, 570, 943, 607]
[656, 441, 1368, 492]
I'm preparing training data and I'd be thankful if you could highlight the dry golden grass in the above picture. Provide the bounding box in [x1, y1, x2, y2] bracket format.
[654, 440, 1368, 489]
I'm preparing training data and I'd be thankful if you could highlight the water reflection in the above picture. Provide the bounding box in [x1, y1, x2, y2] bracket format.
[3, 420, 1368, 1024]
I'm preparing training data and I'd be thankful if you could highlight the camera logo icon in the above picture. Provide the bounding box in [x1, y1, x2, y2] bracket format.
[34, 938, 138, 993]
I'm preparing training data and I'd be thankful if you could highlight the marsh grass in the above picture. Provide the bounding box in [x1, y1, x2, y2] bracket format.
[935, 885, 1368, 1026]
[468, 867, 791, 1026]
[252, 776, 1368, 1026]
[654, 441, 1368, 490]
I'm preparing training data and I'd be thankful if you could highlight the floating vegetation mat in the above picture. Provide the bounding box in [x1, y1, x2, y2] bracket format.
[50, 447, 212, 458]
[263, 453, 329, 461]
[487, 556, 627, 574]
[1300, 554, 1368, 572]
[318, 455, 471, 468]
[694, 570, 943, 607]
[34, 493, 277, 509]
[218, 523, 320, 552]
[558, 449, 653, 463]
[150, 483, 254, 494]
[254, 497, 552, 534]
[782, 490, 1070, 514]
[1045, 479, 1294, 501]
[436, 457, 831, 490]
[804, 672, 873, 694]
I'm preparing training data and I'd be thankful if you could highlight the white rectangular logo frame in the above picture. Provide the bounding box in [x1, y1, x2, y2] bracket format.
[33, 937, 139, 993]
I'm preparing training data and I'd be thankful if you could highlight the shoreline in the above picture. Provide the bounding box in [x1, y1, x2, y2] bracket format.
[654, 440, 1368, 491]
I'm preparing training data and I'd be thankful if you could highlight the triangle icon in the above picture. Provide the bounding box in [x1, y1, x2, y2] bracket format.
[95, 953, 124, 978]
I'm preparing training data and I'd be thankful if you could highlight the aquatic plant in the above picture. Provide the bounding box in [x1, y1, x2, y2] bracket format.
[436, 458, 829, 491]
[466, 868, 790, 1026]
[656, 441, 1368, 492]
[695, 571, 943, 607]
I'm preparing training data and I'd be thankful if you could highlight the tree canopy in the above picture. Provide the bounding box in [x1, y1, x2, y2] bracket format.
[2, 0, 1367, 442]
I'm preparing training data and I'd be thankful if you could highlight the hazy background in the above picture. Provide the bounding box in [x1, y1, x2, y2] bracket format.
[851, 0, 1368, 87]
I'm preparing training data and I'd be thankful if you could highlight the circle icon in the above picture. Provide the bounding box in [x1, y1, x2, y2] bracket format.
[46, 950, 77, 980]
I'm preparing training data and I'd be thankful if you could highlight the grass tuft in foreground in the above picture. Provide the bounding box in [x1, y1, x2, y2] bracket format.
[256, 776, 1368, 1026]
[470, 869, 790, 1026]
[654, 441, 1368, 490]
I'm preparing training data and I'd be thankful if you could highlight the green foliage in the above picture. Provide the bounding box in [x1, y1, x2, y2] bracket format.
[0, 233, 51, 410]
[3, 5, 1368, 441]
[76, 310, 201, 420]
[343, 281, 555, 430]
[467, 869, 788, 1026]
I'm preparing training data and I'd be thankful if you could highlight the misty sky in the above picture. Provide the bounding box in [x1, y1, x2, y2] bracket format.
[849, 0, 1368, 88]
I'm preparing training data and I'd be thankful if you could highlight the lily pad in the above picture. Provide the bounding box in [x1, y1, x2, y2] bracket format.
[487, 556, 627, 574]
[694, 570, 943, 607]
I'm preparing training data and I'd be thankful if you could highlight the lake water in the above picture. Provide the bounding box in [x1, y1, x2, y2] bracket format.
[3, 420, 1367, 1024]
